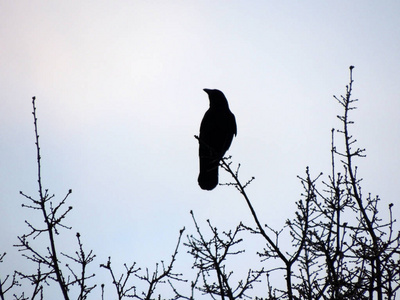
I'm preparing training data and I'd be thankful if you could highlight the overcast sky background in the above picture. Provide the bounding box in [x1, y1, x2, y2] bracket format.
[1, 1, 400, 298]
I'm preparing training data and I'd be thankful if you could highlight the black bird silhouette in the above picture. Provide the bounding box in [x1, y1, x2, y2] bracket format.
[198, 89, 237, 190]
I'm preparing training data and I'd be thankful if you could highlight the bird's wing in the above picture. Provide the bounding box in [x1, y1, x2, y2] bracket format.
[231, 112, 237, 136]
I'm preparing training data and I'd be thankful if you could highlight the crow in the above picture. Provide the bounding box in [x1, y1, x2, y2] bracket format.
[198, 89, 237, 190]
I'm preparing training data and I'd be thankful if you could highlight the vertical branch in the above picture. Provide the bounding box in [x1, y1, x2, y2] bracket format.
[62, 233, 96, 299]
[31, 96, 70, 300]
[32, 97, 44, 201]
[338, 67, 383, 300]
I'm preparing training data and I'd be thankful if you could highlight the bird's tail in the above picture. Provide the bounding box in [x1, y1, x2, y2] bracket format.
[198, 156, 219, 190]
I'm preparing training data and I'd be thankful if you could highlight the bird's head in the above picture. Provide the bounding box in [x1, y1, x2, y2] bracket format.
[203, 89, 229, 109]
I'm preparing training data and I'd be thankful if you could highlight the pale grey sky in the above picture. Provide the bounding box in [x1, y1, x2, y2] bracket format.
[1, 1, 399, 298]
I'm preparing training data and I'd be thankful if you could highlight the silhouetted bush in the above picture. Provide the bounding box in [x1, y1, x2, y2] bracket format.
[1, 67, 398, 299]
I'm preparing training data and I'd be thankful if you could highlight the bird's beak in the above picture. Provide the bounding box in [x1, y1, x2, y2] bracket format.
[203, 88, 211, 94]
